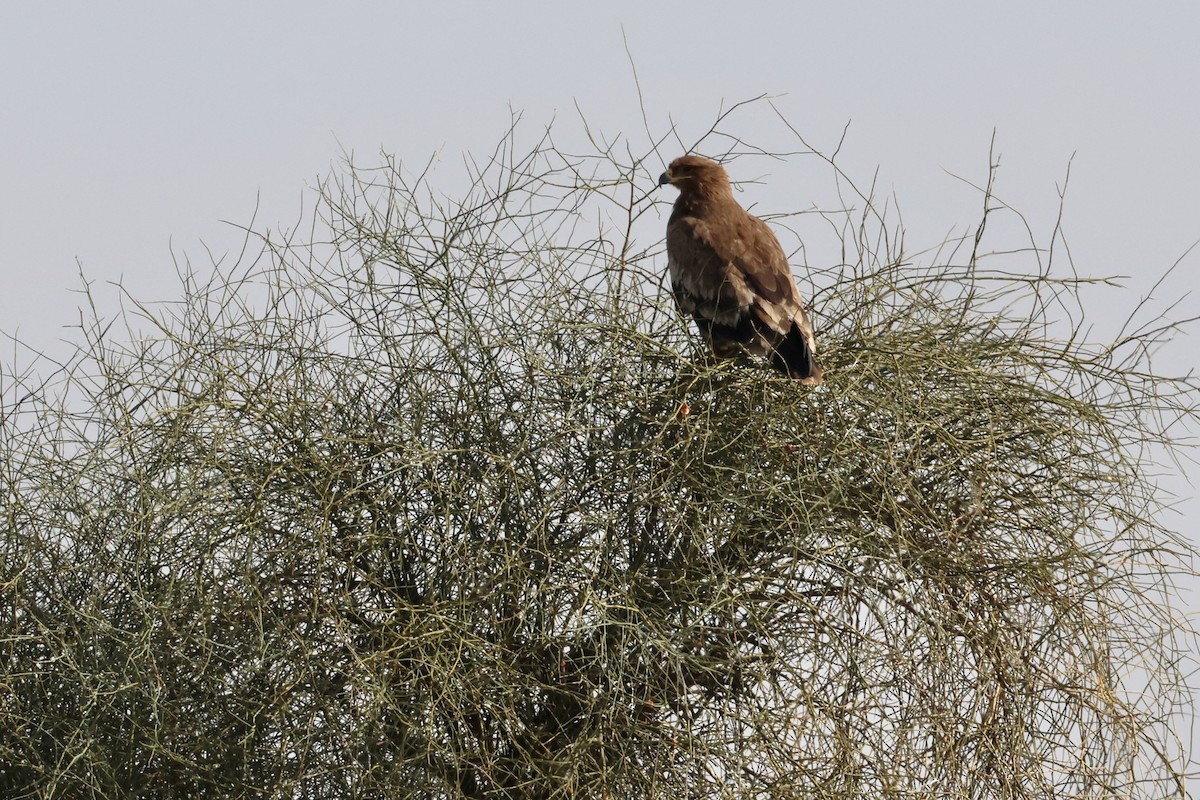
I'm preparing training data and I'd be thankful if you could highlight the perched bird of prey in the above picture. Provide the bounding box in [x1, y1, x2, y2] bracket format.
[659, 155, 823, 384]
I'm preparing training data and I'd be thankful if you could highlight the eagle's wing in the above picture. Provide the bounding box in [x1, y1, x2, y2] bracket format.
[667, 207, 821, 381]
[668, 210, 812, 337]
[731, 214, 808, 333]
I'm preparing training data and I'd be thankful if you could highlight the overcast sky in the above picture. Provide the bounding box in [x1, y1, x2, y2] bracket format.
[3, 0, 1198, 638]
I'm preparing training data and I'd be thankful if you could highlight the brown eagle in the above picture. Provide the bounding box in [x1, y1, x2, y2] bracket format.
[659, 155, 823, 384]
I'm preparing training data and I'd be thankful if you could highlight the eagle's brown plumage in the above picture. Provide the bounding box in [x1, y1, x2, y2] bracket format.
[659, 155, 823, 384]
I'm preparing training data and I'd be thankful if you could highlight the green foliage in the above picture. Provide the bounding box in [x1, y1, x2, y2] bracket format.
[1, 111, 1194, 798]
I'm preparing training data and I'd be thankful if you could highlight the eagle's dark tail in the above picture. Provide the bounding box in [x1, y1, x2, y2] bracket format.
[771, 324, 823, 385]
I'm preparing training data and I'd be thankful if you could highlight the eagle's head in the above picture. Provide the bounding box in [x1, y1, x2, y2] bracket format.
[658, 155, 732, 197]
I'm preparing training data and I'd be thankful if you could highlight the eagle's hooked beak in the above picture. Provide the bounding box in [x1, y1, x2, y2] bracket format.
[658, 169, 672, 187]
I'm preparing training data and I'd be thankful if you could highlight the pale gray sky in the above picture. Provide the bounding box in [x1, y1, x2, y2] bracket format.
[3, 0, 1197, 618]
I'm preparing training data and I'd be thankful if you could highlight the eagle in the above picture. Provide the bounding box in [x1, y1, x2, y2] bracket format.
[659, 155, 823, 384]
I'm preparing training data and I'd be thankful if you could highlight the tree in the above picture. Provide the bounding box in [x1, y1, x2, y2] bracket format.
[1, 106, 1194, 798]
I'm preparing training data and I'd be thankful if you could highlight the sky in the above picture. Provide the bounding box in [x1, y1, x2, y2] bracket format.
[3, 0, 1198, 743]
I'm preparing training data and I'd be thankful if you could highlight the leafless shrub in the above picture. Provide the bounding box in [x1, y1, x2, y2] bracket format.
[1, 104, 1194, 798]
